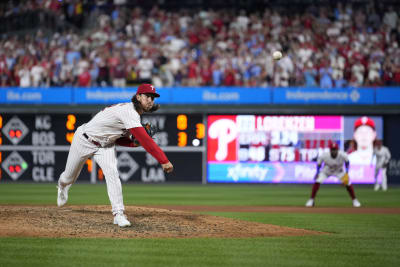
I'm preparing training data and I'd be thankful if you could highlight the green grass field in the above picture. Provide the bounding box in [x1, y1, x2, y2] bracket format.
[0, 183, 399, 267]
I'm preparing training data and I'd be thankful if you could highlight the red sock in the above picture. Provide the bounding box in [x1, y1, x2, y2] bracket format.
[346, 185, 356, 199]
[311, 183, 320, 199]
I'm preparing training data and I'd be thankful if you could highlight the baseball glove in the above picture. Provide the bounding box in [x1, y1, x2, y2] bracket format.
[383, 162, 390, 169]
[132, 123, 158, 147]
[340, 173, 349, 186]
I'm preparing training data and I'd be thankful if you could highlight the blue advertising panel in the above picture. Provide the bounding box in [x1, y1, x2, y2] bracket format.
[208, 162, 377, 184]
[73, 88, 171, 104]
[170, 87, 271, 104]
[376, 88, 400, 104]
[273, 87, 375, 104]
[2, 86, 399, 105]
[0, 88, 72, 104]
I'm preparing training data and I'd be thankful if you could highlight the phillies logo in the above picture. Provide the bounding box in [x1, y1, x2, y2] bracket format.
[207, 116, 238, 161]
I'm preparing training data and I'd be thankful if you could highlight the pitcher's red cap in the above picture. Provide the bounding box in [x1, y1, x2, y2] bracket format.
[354, 116, 375, 130]
[136, 84, 160, 97]
[329, 142, 339, 150]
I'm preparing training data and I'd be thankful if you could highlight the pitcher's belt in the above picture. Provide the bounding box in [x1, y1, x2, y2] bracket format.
[83, 133, 101, 147]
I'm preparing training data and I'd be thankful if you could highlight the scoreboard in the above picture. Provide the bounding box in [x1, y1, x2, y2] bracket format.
[0, 114, 91, 146]
[207, 115, 384, 184]
[2, 112, 387, 184]
[0, 113, 205, 183]
[141, 113, 205, 147]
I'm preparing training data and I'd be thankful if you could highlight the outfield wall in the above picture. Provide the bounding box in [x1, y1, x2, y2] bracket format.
[1, 87, 399, 184]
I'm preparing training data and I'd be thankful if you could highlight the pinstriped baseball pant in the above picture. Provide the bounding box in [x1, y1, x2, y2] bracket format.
[58, 125, 125, 215]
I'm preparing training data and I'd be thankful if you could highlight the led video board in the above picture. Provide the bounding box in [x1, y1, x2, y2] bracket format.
[207, 115, 383, 184]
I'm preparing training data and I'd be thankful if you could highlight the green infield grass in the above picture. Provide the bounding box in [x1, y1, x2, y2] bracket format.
[0, 183, 399, 267]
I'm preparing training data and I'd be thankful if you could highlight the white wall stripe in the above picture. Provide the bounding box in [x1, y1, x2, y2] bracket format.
[0, 145, 204, 152]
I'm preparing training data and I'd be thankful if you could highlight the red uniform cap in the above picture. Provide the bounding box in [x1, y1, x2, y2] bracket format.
[329, 142, 339, 150]
[136, 84, 160, 97]
[354, 116, 375, 130]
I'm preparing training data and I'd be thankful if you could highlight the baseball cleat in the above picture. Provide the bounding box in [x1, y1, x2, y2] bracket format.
[352, 199, 361, 207]
[374, 184, 380, 191]
[57, 182, 71, 207]
[114, 213, 131, 227]
[305, 199, 315, 207]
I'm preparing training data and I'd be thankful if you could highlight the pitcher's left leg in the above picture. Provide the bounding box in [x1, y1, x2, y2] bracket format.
[94, 146, 125, 214]
[94, 146, 130, 227]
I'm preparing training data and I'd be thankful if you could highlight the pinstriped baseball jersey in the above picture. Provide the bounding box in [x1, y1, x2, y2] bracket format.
[58, 102, 143, 216]
[58, 84, 170, 223]
[83, 102, 142, 147]
[318, 151, 348, 175]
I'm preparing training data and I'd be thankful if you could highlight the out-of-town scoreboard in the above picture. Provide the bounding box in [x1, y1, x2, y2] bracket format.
[0, 113, 205, 183]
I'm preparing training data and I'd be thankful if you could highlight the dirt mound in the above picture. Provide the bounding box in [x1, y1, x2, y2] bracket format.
[0, 205, 323, 239]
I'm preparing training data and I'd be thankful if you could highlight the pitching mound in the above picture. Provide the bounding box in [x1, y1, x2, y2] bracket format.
[0, 205, 322, 239]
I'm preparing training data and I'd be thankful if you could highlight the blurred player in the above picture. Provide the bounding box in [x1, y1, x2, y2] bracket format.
[306, 142, 361, 207]
[57, 84, 174, 227]
[373, 140, 391, 191]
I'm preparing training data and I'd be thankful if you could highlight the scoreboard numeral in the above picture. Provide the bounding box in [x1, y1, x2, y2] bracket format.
[177, 115, 187, 130]
[85, 159, 93, 172]
[66, 114, 76, 130]
[178, 132, 187, 147]
[66, 114, 76, 143]
[196, 123, 205, 139]
[66, 132, 74, 143]
[98, 169, 104, 180]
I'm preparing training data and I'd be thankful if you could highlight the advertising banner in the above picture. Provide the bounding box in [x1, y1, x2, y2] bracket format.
[273, 87, 375, 104]
[73, 88, 171, 104]
[0, 88, 72, 104]
[376, 88, 400, 104]
[2, 86, 400, 105]
[170, 87, 271, 104]
[208, 162, 377, 184]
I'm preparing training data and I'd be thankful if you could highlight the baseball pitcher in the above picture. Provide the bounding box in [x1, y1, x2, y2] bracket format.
[57, 84, 173, 227]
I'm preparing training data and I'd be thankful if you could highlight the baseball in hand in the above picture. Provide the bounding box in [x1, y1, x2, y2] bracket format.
[272, 51, 283, 60]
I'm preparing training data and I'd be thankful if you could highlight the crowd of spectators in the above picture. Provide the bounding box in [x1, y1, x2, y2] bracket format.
[0, 0, 400, 88]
